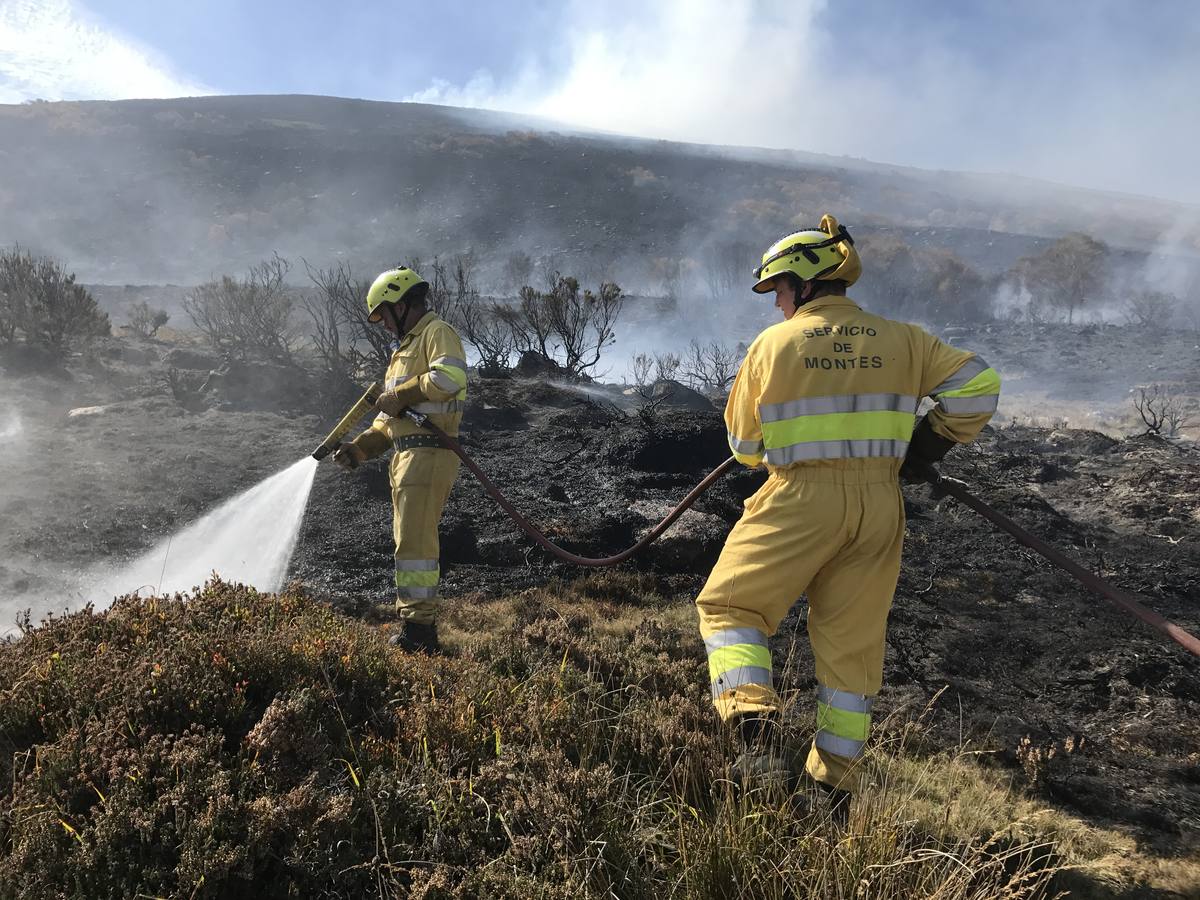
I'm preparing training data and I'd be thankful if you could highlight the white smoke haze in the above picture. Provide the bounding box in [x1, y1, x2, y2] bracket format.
[0, 0, 210, 103]
[0, 407, 21, 439]
[405, 0, 1200, 205]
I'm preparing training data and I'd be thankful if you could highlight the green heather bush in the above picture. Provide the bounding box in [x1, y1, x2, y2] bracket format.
[0, 580, 1060, 899]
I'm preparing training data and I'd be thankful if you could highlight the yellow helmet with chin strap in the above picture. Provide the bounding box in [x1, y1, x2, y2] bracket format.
[752, 213, 861, 293]
[366, 266, 428, 323]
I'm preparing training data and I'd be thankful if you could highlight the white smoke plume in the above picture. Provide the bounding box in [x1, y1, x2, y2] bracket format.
[405, 0, 1200, 204]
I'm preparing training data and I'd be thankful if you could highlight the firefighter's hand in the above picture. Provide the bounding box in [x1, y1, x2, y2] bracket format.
[900, 460, 955, 500]
[333, 442, 366, 471]
[374, 381, 424, 417]
[899, 458, 938, 486]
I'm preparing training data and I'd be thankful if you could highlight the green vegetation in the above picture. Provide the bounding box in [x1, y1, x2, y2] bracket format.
[0, 577, 1152, 899]
[0, 246, 110, 350]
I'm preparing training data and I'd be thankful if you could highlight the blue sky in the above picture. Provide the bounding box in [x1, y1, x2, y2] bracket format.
[2, 0, 1199, 203]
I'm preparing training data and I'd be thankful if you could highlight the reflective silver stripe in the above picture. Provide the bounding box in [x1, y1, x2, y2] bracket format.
[385, 375, 416, 390]
[939, 394, 999, 414]
[815, 731, 865, 759]
[704, 628, 768, 654]
[930, 356, 989, 395]
[430, 355, 468, 371]
[817, 684, 874, 714]
[764, 438, 908, 465]
[396, 586, 438, 600]
[428, 369, 461, 393]
[728, 433, 764, 456]
[760, 393, 918, 423]
[395, 558, 438, 572]
[411, 400, 463, 414]
[710, 665, 771, 699]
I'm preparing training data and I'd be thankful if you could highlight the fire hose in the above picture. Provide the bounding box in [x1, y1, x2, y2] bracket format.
[402, 410, 1200, 659]
[313, 388, 1200, 659]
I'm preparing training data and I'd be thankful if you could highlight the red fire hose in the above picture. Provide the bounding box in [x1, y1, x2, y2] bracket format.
[403, 410, 1200, 659]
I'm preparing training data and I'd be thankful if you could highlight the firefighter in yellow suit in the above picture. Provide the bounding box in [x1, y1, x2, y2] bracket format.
[333, 267, 468, 653]
[699, 215, 1000, 824]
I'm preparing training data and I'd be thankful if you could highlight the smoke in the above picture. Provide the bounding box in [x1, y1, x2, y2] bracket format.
[0, 0, 210, 102]
[0, 408, 21, 439]
[407, 1, 832, 150]
[406, 0, 1200, 205]
[1139, 212, 1200, 315]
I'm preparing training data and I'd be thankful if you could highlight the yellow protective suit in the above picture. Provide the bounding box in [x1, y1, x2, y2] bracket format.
[350, 311, 468, 623]
[698, 294, 1000, 790]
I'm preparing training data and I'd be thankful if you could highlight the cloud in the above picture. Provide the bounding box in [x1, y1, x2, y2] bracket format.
[0, 0, 209, 103]
[403, 0, 1200, 204]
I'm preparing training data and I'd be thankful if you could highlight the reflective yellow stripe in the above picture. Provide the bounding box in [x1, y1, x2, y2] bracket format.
[939, 367, 1000, 399]
[430, 361, 468, 390]
[930, 356, 988, 394]
[729, 432, 765, 465]
[728, 433, 764, 456]
[816, 700, 870, 741]
[707, 643, 772, 682]
[761, 410, 914, 447]
[394, 569, 439, 589]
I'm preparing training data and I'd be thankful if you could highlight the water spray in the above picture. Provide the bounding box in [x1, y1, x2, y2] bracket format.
[311, 381, 382, 460]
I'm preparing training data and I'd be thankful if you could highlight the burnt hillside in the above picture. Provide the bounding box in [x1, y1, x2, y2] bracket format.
[3, 94, 1198, 284]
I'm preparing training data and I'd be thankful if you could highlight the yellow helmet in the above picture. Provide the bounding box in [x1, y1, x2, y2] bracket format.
[752, 213, 861, 293]
[366, 266, 428, 322]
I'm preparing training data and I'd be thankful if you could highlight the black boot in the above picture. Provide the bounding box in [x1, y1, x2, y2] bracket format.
[730, 714, 794, 797]
[388, 621, 440, 654]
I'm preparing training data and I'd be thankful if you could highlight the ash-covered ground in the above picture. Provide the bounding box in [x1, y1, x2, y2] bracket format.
[1, 324, 1198, 881]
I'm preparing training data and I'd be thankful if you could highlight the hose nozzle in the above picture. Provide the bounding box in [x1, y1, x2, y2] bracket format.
[312, 381, 383, 460]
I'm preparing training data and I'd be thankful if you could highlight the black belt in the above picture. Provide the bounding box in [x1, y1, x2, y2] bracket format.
[393, 434, 444, 452]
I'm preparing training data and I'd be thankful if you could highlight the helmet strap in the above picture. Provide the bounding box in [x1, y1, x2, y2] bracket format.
[382, 301, 404, 338]
[784, 272, 815, 309]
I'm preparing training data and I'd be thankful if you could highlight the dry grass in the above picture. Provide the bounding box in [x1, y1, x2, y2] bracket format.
[0, 577, 1187, 899]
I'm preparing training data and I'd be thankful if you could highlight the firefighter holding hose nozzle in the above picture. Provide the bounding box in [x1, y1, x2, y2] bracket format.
[332, 267, 468, 654]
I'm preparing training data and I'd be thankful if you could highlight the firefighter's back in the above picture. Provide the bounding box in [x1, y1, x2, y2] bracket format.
[746, 294, 950, 473]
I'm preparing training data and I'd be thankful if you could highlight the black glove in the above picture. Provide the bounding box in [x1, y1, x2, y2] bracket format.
[900, 416, 957, 485]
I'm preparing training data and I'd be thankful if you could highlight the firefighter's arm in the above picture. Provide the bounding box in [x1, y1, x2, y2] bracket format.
[417, 324, 469, 402]
[347, 414, 394, 460]
[919, 336, 1001, 444]
[725, 353, 765, 467]
[905, 334, 1001, 475]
